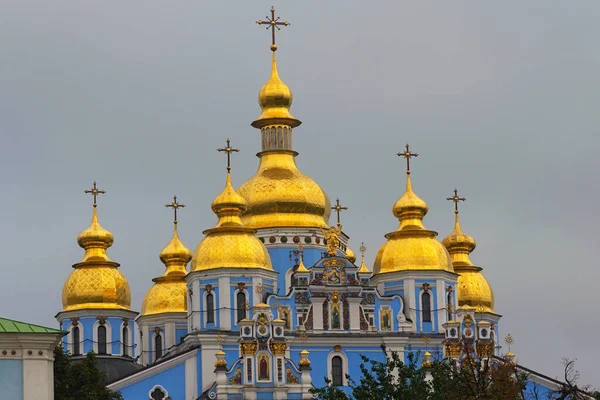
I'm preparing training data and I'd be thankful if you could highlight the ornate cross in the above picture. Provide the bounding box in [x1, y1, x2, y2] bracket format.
[84, 181, 105, 208]
[166, 195, 185, 224]
[446, 188, 466, 214]
[218, 138, 239, 172]
[397, 144, 419, 175]
[331, 198, 348, 228]
[256, 6, 290, 52]
[359, 242, 367, 261]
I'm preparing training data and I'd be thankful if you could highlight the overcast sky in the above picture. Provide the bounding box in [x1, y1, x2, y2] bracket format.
[0, 0, 598, 387]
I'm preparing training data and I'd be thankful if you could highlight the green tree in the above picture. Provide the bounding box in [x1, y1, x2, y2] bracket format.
[53, 347, 123, 400]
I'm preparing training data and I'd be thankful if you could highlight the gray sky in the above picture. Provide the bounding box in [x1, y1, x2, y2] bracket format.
[0, 0, 598, 387]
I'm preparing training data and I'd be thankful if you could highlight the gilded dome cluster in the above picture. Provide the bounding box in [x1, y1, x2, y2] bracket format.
[61, 207, 132, 311]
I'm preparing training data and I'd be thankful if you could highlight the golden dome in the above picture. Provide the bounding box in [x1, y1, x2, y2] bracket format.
[442, 211, 495, 313]
[191, 171, 273, 272]
[357, 254, 371, 274]
[62, 207, 132, 311]
[373, 174, 453, 274]
[252, 52, 300, 129]
[296, 255, 309, 273]
[346, 247, 357, 263]
[142, 222, 191, 316]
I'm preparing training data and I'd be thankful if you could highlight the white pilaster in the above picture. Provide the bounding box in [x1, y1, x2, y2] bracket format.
[219, 277, 231, 331]
[436, 278, 445, 332]
[309, 298, 325, 332]
[347, 297, 362, 332]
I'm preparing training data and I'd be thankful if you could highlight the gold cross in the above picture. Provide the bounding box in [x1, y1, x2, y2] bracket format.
[166, 195, 185, 224]
[331, 198, 348, 228]
[397, 144, 419, 175]
[84, 181, 105, 208]
[446, 189, 466, 214]
[256, 6, 290, 52]
[217, 139, 239, 172]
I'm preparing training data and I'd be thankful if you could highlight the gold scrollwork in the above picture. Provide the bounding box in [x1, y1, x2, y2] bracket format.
[269, 342, 287, 355]
[240, 342, 258, 355]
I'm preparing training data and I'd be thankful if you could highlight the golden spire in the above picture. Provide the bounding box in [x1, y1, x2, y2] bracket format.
[191, 141, 273, 272]
[392, 144, 429, 230]
[296, 252, 310, 273]
[373, 147, 454, 274]
[62, 182, 131, 311]
[441, 189, 476, 267]
[357, 242, 370, 274]
[252, 7, 299, 129]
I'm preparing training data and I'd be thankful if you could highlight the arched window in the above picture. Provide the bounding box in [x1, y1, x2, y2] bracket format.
[447, 292, 453, 321]
[422, 292, 432, 322]
[331, 356, 343, 386]
[122, 326, 129, 356]
[97, 325, 107, 354]
[206, 293, 215, 323]
[72, 326, 80, 356]
[237, 291, 247, 322]
[154, 334, 163, 361]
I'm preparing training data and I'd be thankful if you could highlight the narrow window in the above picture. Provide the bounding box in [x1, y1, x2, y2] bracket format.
[154, 334, 163, 361]
[72, 326, 80, 356]
[97, 325, 107, 354]
[237, 291, 247, 322]
[206, 293, 215, 323]
[331, 356, 343, 386]
[422, 292, 432, 322]
[447, 292, 453, 321]
[122, 326, 129, 356]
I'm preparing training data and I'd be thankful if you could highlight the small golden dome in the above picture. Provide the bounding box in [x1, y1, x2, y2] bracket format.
[296, 256, 310, 273]
[358, 254, 371, 274]
[252, 52, 300, 129]
[373, 174, 453, 274]
[346, 247, 356, 263]
[191, 171, 273, 272]
[142, 222, 191, 316]
[237, 151, 331, 229]
[442, 211, 494, 313]
[62, 207, 132, 311]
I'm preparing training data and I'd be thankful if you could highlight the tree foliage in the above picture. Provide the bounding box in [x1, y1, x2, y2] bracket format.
[311, 346, 594, 400]
[54, 346, 123, 400]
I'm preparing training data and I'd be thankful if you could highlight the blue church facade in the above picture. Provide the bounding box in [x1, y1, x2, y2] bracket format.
[55, 7, 592, 400]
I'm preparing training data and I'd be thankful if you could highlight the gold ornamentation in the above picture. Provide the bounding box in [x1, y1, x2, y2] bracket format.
[97, 316, 106, 324]
[255, 283, 265, 294]
[446, 342, 462, 357]
[333, 344, 342, 352]
[270, 342, 287, 355]
[476, 341, 494, 357]
[331, 291, 340, 304]
[422, 283, 430, 292]
[237, 282, 246, 291]
[214, 350, 228, 368]
[422, 335, 431, 346]
[298, 349, 311, 367]
[240, 342, 258, 355]
[463, 314, 473, 328]
[320, 225, 342, 256]
[204, 284, 213, 294]
[504, 334, 514, 352]
[331, 198, 348, 228]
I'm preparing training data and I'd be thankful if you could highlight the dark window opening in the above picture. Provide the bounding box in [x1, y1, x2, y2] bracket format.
[237, 292, 247, 322]
[207, 293, 215, 323]
[332, 356, 343, 386]
[422, 292, 432, 322]
[155, 334, 163, 361]
[72, 326, 80, 356]
[97, 325, 107, 354]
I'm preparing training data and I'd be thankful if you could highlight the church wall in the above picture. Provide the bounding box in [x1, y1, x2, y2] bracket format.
[175, 328, 187, 344]
[118, 362, 185, 400]
[267, 247, 324, 293]
[0, 360, 23, 399]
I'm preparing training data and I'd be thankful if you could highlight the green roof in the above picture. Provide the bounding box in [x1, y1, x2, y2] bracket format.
[0, 317, 65, 334]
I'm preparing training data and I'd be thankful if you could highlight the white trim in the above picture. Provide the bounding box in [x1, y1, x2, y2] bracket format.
[148, 385, 168, 399]
[108, 349, 197, 390]
[68, 323, 84, 356]
[285, 268, 294, 294]
[327, 351, 348, 386]
[92, 320, 112, 355]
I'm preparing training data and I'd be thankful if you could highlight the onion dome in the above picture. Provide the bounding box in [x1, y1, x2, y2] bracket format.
[238, 46, 330, 229]
[141, 211, 191, 316]
[62, 206, 131, 311]
[296, 255, 309, 273]
[191, 170, 273, 271]
[441, 197, 495, 314]
[373, 171, 453, 274]
[346, 247, 357, 263]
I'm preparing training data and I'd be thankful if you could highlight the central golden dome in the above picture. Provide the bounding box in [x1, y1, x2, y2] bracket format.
[373, 174, 453, 274]
[62, 207, 131, 311]
[192, 171, 273, 271]
[238, 49, 330, 229]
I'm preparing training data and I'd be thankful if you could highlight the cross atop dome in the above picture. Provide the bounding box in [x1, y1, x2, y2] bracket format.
[84, 181, 105, 208]
[446, 189, 466, 214]
[256, 6, 290, 52]
[397, 144, 419, 175]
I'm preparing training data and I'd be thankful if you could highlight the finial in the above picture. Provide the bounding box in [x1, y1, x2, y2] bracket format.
[166, 195, 185, 226]
[397, 144, 419, 175]
[256, 6, 290, 52]
[446, 189, 466, 215]
[84, 181, 105, 208]
[504, 334, 514, 353]
[218, 139, 240, 172]
[359, 242, 367, 261]
[331, 198, 348, 228]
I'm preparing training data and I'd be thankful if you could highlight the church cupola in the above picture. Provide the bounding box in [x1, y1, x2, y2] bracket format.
[442, 190, 496, 314]
[373, 145, 453, 274]
[237, 10, 331, 229]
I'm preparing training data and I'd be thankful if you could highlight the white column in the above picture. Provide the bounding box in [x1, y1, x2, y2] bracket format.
[347, 298, 362, 332]
[251, 277, 262, 305]
[404, 279, 416, 330]
[192, 279, 201, 331]
[141, 324, 150, 365]
[436, 278, 445, 332]
[219, 277, 231, 331]
[23, 357, 54, 400]
[310, 298, 325, 332]
[165, 322, 176, 349]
